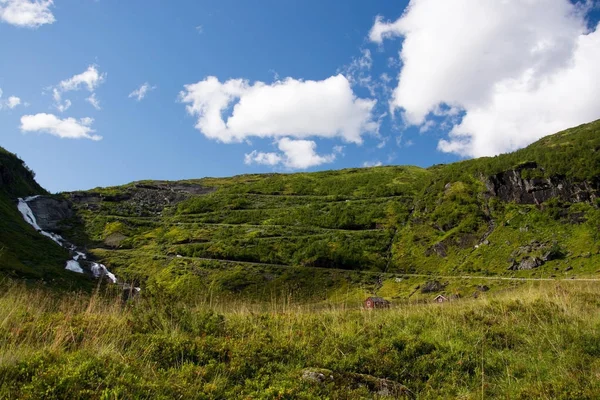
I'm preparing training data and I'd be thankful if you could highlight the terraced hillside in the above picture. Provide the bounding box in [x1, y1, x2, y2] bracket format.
[45, 119, 600, 302]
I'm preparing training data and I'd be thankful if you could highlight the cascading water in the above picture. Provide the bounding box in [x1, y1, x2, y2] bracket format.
[17, 196, 117, 283]
[17, 196, 64, 246]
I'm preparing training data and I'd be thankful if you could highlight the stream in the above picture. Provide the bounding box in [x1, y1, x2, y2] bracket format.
[17, 196, 117, 283]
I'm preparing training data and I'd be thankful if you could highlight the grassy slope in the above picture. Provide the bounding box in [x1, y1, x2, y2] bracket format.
[1, 280, 599, 398]
[0, 148, 69, 281]
[395, 120, 600, 277]
[0, 148, 92, 288]
[60, 120, 600, 302]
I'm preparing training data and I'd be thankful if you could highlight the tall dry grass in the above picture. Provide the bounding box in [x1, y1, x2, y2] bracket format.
[0, 280, 599, 398]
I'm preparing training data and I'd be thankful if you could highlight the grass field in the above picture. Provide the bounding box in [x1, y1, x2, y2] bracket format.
[1, 279, 599, 399]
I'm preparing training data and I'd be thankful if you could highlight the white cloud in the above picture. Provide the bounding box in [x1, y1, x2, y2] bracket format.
[6, 95, 21, 108]
[0, 0, 54, 28]
[58, 65, 105, 92]
[362, 160, 383, 168]
[278, 138, 336, 169]
[244, 150, 282, 166]
[52, 65, 105, 112]
[333, 145, 345, 155]
[180, 74, 378, 144]
[128, 82, 155, 101]
[0, 88, 22, 110]
[419, 120, 435, 133]
[244, 138, 336, 169]
[371, 0, 600, 157]
[340, 48, 390, 98]
[20, 113, 101, 141]
[52, 88, 70, 112]
[195, 25, 203, 34]
[86, 93, 101, 110]
[369, 15, 403, 44]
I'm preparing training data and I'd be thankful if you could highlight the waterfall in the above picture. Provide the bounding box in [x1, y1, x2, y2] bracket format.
[17, 197, 117, 283]
[17, 196, 64, 246]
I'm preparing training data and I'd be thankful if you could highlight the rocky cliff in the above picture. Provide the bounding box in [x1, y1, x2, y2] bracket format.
[485, 162, 599, 205]
[69, 181, 215, 216]
[26, 196, 74, 231]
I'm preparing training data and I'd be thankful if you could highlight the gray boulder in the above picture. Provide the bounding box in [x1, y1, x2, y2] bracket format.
[421, 280, 445, 293]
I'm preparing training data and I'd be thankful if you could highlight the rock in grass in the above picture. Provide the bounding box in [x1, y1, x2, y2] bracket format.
[301, 370, 333, 383]
[301, 368, 415, 398]
[421, 280, 445, 293]
[518, 257, 544, 270]
[508, 257, 544, 270]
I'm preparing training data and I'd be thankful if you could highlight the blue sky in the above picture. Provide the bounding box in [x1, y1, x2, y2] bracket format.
[1, 0, 599, 192]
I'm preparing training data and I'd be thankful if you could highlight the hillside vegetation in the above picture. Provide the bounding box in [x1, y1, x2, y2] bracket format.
[51, 120, 600, 302]
[0, 121, 599, 398]
[0, 149, 86, 285]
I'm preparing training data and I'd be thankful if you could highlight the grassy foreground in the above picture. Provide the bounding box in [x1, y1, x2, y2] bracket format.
[1, 281, 600, 399]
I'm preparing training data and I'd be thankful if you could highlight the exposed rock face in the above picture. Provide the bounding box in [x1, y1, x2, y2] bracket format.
[69, 182, 216, 216]
[485, 162, 598, 204]
[512, 240, 549, 258]
[26, 196, 73, 231]
[421, 280, 446, 293]
[508, 256, 544, 271]
[425, 242, 447, 257]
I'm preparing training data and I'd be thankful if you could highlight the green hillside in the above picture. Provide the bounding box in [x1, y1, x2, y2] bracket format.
[0, 121, 599, 399]
[0, 148, 80, 283]
[44, 119, 600, 302]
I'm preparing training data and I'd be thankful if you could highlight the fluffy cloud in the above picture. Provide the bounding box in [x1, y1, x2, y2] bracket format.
[0, 88, 22, 109]
[278, 138, 336, 168]
[244, 150, 281, 166]
[180, 74, 378, 144]
[20, 113, 101, 141]
[6, 95, 21, 108]
[244, 138, 336, 169]
[129, 82, 156, 101]
[52, 65, 105, 112]
[58, 65, 105, 92]
[371, 0, 600, 157]
[0, 0, 54, 28]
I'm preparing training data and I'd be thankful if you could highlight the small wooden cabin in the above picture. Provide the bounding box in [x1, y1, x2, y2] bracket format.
[433, 294, 448, 303]
[364, 297, 390, 309]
